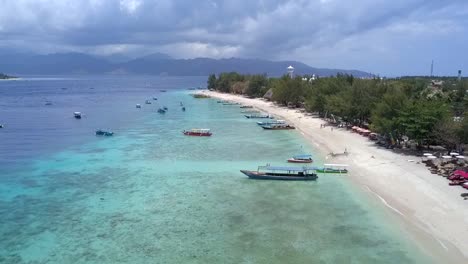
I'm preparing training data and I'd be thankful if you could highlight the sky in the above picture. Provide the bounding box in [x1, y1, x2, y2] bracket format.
[0, 0, 467, 76]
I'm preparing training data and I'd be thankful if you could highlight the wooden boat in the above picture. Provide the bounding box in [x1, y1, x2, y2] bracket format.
[244, 114, 273, 119]
[183, 128, 212, 137]
[73, 112, 82, 119]
[240, 166, 318, 181]
[240, 105, 253, 108]
[260, 123, 295, 130]
[257, 120, 285, 126]
[287, 154, 313, 163]
[95, 129, 114, 136]
[157, 108, 166, 114]
[316, 164, 349, 174]
[136, 104, 141, 108]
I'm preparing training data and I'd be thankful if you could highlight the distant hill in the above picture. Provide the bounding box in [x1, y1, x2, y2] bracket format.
[0, 52, 371, 77]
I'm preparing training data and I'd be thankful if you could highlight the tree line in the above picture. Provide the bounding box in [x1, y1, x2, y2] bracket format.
[207, 73, 468, 151]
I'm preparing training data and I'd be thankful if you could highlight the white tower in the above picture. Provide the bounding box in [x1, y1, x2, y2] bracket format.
[287, 65, 294, 78]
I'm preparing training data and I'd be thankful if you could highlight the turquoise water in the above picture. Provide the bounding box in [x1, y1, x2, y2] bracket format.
[0, 81, 431, 263]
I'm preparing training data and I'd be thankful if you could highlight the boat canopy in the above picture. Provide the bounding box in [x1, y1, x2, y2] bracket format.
[293, 154, 312, 159]
[189, 128, 210, 132]
[259, 166, 318, 171]
[324, 163, 349, 168]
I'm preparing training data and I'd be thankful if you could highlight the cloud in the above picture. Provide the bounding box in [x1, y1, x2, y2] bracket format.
[0, 0, 467, 75]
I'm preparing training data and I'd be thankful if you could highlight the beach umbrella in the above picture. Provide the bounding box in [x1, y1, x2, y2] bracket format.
[450, 152, 460, 156]
[427, 155, 437, 159]
[441, 155, 452, 159]
[456, 155, 465, 159]
[423, 153, 433, 157]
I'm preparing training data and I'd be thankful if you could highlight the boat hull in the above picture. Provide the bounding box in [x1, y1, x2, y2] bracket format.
[261, 125, 295, 130]
[183, 132, 212, 136]
[287, 158, 313, 163]
[240, 170, 317, 181]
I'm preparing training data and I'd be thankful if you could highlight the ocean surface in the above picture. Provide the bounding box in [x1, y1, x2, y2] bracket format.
[0, 76, 431, 263]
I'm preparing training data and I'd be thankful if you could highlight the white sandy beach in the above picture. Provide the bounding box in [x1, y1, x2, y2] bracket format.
[201, 90, 468, 263]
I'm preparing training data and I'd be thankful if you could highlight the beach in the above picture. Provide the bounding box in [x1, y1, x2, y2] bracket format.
[201, 90, 468, 263]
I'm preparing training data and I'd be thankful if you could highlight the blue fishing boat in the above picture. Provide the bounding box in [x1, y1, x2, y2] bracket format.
[257, 120, 285, 126]
[95, 129, 114, 136]
[288, 154, 313, 163]
[240, 166, 318, 181]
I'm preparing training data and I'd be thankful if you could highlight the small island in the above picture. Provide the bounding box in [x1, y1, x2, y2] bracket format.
[0, 72, 17, 79]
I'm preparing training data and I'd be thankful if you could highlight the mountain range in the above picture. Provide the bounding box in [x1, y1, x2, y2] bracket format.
[0, 52, 372, 77]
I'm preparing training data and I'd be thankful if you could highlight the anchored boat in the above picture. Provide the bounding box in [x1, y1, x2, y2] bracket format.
[244, 114, 273, 119]
[316, 164, 348, 173]
[257, 120, 285, 126]
[136, 104, 141, 108]
[287, 154, 313, 163]
[260, 123, 295, 130]
[158, 108, 166, 114]
[240, 105, 253, 108]
[145, 100, 152, 104]
[183, 128, 212, 137]
[73, 112, 82, 119]
[95, 129, 114, 136]
[240, 166, 318, 181]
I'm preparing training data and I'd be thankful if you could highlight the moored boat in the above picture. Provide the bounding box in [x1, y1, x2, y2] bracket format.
[158, 108, 166, 113]
[257, 120, 285, 126]
[163, 106, 168, 110]
[145, 100, 152, 104]
[73, 112, 82, 119]
[0, 124, 3, 128]
[45, 101, 53, 106]
[260, 123, 295, 130]
[287, 154, 313, 163]
[182, 106, 186, 111]
[153, 97, 158, 100]
[160, 89, 167, 92]
[136, 104, 141, 108]
[316, 164, 349, 173]
[223, 102, 241, 105]
[95, 129, 114, 136]
[183, 128, 212, 136]
[240, 105, 253, 108]
[244, 114, 273, 119]
[240, 166, 318, 181]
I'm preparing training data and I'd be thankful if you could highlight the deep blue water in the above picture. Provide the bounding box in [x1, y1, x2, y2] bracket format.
[0, 76, 431, 263]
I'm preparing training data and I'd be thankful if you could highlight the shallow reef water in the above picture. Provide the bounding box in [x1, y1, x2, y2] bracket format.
[0, 76, 431, 263]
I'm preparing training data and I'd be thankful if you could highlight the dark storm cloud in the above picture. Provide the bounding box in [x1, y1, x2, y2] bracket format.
[0, 0, 467, 75]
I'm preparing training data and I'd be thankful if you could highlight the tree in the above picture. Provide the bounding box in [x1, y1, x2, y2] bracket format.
[398, 100, 450, 147]
[370, 86, 409, 141]
[207, 74, 217, 90]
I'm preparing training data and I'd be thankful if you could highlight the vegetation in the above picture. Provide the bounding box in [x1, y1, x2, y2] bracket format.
[208, 73, 468, 151]
[0, 72, 16, 79]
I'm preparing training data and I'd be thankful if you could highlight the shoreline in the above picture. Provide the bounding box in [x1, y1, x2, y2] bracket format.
[201, 90, 468, 263]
